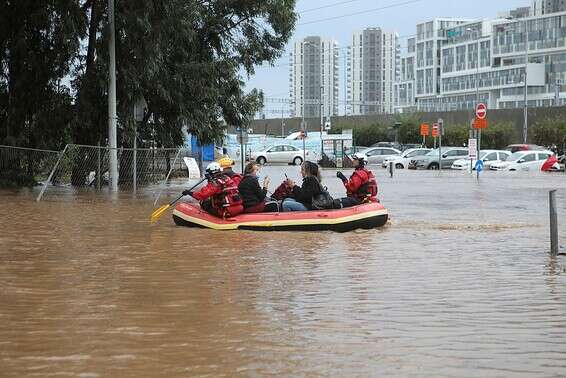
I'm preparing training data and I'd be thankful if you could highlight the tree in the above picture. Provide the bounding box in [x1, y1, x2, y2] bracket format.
[73, 0, 296, 147]
[0, 0, 86, 148]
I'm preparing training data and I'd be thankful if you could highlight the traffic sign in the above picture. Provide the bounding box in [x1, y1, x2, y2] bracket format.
[475, 159, 484, 172]
[432, 123, 439, 137]
[473, 118, 488, 129]
[468, 138, 477, 159]
[476, 103, 487, 120]
[420, 123, 430, 136]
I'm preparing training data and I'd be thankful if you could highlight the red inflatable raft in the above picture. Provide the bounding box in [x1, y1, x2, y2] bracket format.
[172, 202, 388, 232]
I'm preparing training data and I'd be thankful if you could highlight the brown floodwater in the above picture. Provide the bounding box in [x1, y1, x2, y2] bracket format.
[1, 167, 566, 377]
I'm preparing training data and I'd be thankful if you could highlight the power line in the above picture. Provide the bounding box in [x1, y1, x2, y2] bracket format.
[298, 0, 424, 26]
[297, 0, 366, 14]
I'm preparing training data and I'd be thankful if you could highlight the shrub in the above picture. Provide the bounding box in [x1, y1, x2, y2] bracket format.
[532, 118, 566, 147]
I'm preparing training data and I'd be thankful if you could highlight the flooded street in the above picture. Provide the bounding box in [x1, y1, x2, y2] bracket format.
[1, 168, 566, 377]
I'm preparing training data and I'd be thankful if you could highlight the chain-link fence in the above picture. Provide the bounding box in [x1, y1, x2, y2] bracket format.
[0, 145, 62, 187]
[33, 144, 199, 201]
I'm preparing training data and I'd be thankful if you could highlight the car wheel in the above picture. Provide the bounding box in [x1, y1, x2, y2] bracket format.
[293, 156, 303, 166]
[428, 162, 439, 170]
[257, 156, 267, 165]
[395, 163, 404, 169]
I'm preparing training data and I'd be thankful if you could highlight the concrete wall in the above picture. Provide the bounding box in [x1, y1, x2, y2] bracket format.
[249, 106, 566, 143]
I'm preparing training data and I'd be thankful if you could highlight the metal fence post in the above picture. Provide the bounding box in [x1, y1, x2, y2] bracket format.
[97, 141, 101, 191]
[133, 124, 137, 195]
[550, 190, 559, 255]
[36, 144, 70, 202]
[153, 148, 182, 206]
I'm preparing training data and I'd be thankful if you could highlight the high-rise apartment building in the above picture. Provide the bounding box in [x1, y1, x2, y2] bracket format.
[289, 36, 339, 119]
[533, 0, 566, 15]
[346, 28, 399, 115]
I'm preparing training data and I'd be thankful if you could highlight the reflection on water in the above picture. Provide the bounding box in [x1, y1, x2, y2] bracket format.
[1, 169, 566, 377]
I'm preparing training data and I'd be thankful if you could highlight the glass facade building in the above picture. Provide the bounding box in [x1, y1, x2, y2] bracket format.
[394, 10, 566, 113]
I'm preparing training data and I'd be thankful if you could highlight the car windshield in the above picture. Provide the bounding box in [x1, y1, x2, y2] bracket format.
[506, 152, 523, 162]
[479, 151, 488, 159]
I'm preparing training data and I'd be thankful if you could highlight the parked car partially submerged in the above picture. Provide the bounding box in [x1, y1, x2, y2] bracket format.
[490, 150, 554, 171]
[250, 144, 309, 165]
[361, 147, 402, 165]
[451, 150, 511, 170]
[505, 144, 546, 153]
[382, 148, 431, 169]
[412, 147, 469, 170]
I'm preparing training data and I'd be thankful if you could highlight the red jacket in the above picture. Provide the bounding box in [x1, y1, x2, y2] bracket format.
[192, 175, 243, 217]
[344, 167, 378, 202]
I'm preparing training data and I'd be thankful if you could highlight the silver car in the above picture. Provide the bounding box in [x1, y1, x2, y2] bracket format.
[413, 147, 469, 170]
[361, 147, 401, 165]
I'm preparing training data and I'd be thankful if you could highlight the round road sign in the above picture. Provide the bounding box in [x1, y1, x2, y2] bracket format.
[476, 103, 487, 120]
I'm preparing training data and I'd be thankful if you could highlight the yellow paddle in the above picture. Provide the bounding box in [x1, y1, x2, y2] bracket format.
[151, 178, 206, 223]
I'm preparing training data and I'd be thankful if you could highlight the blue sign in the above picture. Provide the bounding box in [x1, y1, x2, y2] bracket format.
[475, 160, 484, 172]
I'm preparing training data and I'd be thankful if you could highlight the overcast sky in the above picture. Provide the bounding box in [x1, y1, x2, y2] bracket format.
[245, 0, 532, 116]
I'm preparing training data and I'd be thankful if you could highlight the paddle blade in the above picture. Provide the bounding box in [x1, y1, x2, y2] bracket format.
[151, 204, 171, 223]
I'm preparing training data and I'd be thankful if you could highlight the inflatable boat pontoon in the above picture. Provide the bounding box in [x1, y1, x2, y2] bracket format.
[172, 202, 388, 232]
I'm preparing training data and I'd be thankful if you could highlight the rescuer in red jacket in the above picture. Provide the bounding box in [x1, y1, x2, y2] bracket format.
[218, 156, 243, 186]
[336, 152, 378, 208]
[184, 162, 244, 218]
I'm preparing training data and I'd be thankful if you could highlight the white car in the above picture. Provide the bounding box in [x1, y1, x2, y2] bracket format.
[382, 148, 431, 169]
[250, 144, 309, 165]
[490, 150, 554, 171]
[361, 147, 402, 165]
[451, 150, 511, 170]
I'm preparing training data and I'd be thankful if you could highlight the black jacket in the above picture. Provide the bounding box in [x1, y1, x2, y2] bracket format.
[238, 175, 267, 208]
[292, 176, 322, 209]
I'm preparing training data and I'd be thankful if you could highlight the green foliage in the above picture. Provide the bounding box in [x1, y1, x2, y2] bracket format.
[1, 0, 297, 150]
[532, 118, 566, 147]
[331, 123, 388, 147]
[481, 122, 517, 149]
[396, 114, 422, 144]
[73, 0, 296, 147]
[0, 0, 86, 148]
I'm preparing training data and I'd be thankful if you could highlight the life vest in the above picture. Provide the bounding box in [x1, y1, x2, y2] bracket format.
[350, 168, 378, 202]
[211, 175, 244, 218]
[225, 171, 243, 186]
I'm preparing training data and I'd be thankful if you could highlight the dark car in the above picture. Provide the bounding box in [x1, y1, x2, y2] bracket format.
[505, 144, 546, 153]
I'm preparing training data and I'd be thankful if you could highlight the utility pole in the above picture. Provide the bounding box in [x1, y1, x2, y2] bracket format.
[320, 85, 324, 158]
[344, 50, 348, 115]
[281, 105, 285, 137]
[108, 0, 118, 192]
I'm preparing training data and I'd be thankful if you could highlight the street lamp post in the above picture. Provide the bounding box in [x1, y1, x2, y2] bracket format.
[504, 17, 530, 143]
[523, 19, 529, 144]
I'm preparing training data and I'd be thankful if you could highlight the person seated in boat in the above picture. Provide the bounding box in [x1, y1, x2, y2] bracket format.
[282, 161, 322, 212]
[238, 162, 279, 213]
[217, 156, 243, 185]
[336, 152, 378, 208]
[184, 162, 244, 218]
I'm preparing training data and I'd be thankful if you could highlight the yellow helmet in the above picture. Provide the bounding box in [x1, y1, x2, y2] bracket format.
[217, 156, 235, 169]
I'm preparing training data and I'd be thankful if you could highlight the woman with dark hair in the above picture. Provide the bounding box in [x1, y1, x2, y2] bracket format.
[282, 161, 322, 212]
[238, 162, 279, 213]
